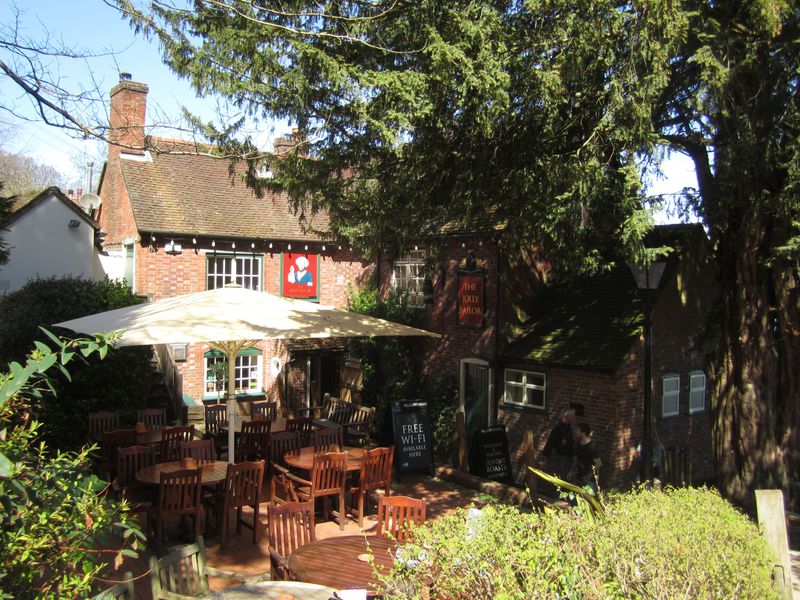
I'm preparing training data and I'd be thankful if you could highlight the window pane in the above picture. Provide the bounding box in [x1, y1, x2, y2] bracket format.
[528, 373, 545, 387]
[662, 375, 680, 416]
[689, 372, 706, 413]
[505, 385, 524, 405]
[506, 370, 523, 384]
[526, 387, 545, 408]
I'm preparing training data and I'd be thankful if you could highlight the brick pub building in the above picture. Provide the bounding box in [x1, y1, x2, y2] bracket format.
[97, 75, 372, 415]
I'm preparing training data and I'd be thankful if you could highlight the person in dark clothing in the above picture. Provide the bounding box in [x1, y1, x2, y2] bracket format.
[571, 422, 602, 492]
[542, 408, 575, 479]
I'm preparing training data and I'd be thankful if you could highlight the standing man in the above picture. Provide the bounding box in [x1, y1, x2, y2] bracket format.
[571, 422, 602, 493]
[542, 408, 575, 479]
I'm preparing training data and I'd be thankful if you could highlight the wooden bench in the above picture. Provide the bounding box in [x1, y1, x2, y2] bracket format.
[319, 399, 376, 446]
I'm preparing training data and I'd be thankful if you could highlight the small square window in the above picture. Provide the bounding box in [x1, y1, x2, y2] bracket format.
[503, 368, 546, 410]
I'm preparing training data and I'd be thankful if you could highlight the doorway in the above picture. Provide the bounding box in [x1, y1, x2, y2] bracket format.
[460, 358, 492, 473]
[308, 353, 342, 409]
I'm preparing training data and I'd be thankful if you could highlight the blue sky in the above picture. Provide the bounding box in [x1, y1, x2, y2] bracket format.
[1, 0, 696, 221]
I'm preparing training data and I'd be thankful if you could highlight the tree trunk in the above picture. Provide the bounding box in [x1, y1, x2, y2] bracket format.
[710, 226, 800, 510]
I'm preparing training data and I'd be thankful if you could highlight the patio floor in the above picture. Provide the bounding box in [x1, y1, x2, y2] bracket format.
[100, 473, 492, 599]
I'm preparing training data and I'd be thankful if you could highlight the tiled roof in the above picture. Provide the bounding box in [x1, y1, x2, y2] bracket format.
[421, 204, 506, 237]
[502, 266, 643, 372]
[119, 149, 331, 240]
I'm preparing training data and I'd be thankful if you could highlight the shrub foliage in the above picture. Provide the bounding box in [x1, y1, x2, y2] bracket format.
[0, 276, 154, 450]
[381, 488, 777, 600]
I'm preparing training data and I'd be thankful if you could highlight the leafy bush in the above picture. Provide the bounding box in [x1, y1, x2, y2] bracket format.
[380, 488, 777, 600]
[0, 276, 154, 450]
[346, 282, 426, 444]
[0, 333, 143, 599]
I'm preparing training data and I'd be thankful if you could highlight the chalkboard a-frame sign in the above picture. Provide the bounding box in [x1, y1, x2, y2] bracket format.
[391, 400, 435, 475]
[477, 425, 513, 484]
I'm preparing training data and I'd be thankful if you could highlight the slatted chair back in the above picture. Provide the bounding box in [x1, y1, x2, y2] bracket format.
[310, 451, 348, 497]
[138, 408, 166, 429]
[267, 501, 316, 580]
[91, 571, 134, 600]
[149, 536, 209, 599]
[204, 404, 226, 437]
[312, 426, 343, 452]
[149, 468, 203, 553]
[269, 431, 301, 468]
[345, 405, 376, 446]
[116, 444, 155, 490]
[160, 425, 195, 462]
[286, 416, 315, 444]
[349, 445, 394, 527]
[180, 439, 217, 463]
[101, 429, 137, 477]
[214, 461, 265, 549]
[251, 400, 278, 422]
[235, 419, 271, 462]
[377, 495, 426, 544]
[89, 410, 120, 441]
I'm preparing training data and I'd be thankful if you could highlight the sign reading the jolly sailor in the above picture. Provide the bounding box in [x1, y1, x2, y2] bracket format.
[458, 273, 484, 327]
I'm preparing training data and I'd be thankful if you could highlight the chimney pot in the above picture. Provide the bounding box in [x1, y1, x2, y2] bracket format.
[119, 72, 132, 81]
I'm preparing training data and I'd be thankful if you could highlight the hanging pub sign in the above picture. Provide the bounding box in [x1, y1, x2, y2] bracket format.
[391, 400, 435, 475]
[458, 272, 484, 327]
[281, 253, 319, 299]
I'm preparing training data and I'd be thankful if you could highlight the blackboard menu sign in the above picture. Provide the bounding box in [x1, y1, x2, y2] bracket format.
[477, 425, 512, 483]
[391, 400, 435, 474]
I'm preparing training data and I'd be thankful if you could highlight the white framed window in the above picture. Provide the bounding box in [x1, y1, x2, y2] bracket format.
[204, 349, 263, 398]
[503, 368, 546, 410]
[392, 249, 426, 306]
[662, 373, 680, 417]
[689, 371, 706, 414]
[206, 253, 262, 290]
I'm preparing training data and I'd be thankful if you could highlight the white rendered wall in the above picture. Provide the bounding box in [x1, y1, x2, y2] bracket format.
[0, 195, 102, 293]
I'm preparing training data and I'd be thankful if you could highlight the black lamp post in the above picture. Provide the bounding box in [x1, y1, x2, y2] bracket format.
[629, 260, 666, 483]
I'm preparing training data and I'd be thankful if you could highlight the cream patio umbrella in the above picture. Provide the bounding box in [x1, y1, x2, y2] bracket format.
[55, 286, 439, 461]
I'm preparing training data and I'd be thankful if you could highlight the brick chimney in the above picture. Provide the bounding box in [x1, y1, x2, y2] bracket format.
[109, 73, 148, 158]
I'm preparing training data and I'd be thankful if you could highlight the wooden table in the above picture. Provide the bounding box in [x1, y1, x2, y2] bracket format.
[135, 427, 164, 446]
[135, 460, 229, 486]
[288, 534, 396, 595]
[210, 580, 338, 599]
[284, 446, 366, 472]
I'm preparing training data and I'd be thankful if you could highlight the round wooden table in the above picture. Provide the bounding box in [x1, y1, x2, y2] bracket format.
[210, 580, 338, 599]
[220, 416, 287, 433]
[135, 460, 229, 486]
[283, 446, 365, 472]
[288, 534, 396, 595]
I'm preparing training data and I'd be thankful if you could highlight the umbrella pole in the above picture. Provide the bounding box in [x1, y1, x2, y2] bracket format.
[226, 352, 236, 464]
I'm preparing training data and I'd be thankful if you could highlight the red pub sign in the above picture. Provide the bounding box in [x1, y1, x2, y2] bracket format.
[458, 274, 484, 327]
[281, 253, 319, 299]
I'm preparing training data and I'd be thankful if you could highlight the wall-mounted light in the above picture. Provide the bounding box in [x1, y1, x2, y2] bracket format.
[68, 219, 81, 228]
[322, 245, 326, 252]
[170, 343, 188, 362]
[269, 242, 273, 249]
[165, 239, 183, 255]
[231, 242, 236, 249]
[287, 243, 292, 251]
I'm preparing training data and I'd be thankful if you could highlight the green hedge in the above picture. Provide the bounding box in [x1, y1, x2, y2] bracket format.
[381, 487, 777, 599]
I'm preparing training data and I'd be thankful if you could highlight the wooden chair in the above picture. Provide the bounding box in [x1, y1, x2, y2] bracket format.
[100, 429, 137, 478]
[345, 405, 376, 447]
[115, 445, 156, 513]
[286, 417, 315, 445]
[160, 425, 195, 463]
[349, 445, 394, 528]
[234, 420, 271, 463]
[150, 536, 268, 599]
[138, 408, 166, 429]
[147, 468, 203, 554]
[89, 410, 120, 442]
[377, 495, 426, 544]
[312, 426, 343, 452]
[269, 431, 301, 503]
[204, 404, 226, 437]
[91, 571, 134, 599]
[285, 451, 348, 530]
[180, 439, 217, 463]
[251, 400, 278, 422]
[267, 501, 316, 580]
[204, 461, 265, 550]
